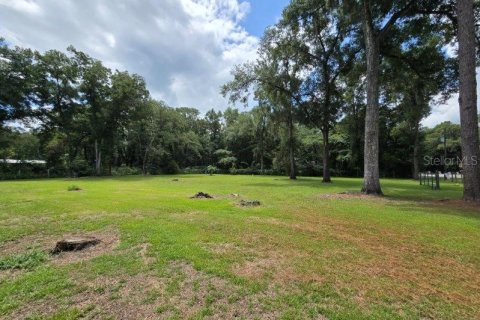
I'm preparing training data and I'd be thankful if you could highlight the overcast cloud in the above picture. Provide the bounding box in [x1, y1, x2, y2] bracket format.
[0, 0, 258, 112]
[0, 0, 477, 126]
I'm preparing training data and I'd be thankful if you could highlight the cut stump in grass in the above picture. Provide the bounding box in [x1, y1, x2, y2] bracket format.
[52, 236, 100, 254]
[240, 200, 261, 207]
[191, 192, 213, 199]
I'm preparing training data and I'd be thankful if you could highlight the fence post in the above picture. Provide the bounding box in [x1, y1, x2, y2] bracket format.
[435, 171, 440, 190]
[419, 173, 422, 185]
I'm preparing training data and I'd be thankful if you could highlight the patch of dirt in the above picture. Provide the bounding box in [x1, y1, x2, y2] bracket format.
[191, 192, 214, 199]
[200, 242, 241, 254]
[51, 229, 120, 266]
[231, 248, 318, 284]
[11, 261, 283, 320]
[318, 191, 383, 200]
[0, 228, 120, 267]
[137, 242, 155, 265]
[428, 198, 480, 211]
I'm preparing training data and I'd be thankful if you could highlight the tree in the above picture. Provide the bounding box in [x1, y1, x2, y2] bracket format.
[36, 49, 80, 175]
[381, 18, 457, 179]
[281, 0, 360, 182]
[223, 25, 303, 179]
[71, 48, 111, 175]
[0, 39, 38, 126]
[457, 0, 480, 201]
[359, 0, 417, 194]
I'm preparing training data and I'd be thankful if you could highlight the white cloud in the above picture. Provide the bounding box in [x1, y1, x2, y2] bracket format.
[422, 70, 480, 128]
[0, 0, 43, 15]
[0, 0, 258, 112]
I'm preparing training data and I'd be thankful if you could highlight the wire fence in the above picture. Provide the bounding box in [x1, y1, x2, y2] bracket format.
[419, 171, 463, 190]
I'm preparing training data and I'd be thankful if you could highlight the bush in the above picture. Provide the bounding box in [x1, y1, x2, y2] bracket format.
[162, 160, 180, 174]
[206, 165, 217, 175]
[112, 166, 141, 176]
[69, 158, 93, 177]
[182, 166, 206, 174]
[0, 250, 48, 270]
[67, 185, 81, 191]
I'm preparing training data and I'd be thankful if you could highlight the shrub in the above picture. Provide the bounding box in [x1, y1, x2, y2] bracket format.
[69, 158, 93, 177]
[0, 250, 48, 270]
[162, 160, 180, 174]
[112, 166, 141, 176]
[67, 185, 81, 191]
[206, 165, 217, 175]
[182, 166, 206, 174]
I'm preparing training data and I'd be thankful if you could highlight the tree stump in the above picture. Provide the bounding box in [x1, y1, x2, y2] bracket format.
[239, 200, 261, 207]
[191, 192, 213, 199]
[52, 236, 100, 254]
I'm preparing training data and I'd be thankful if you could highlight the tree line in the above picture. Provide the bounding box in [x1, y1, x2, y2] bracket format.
[1, 0, 479, 200]
[222, 0, 480, 200]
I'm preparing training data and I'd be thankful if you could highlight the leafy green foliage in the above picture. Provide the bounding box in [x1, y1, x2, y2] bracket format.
[67, 185, 81, 191]
[0, 250, 47, 270]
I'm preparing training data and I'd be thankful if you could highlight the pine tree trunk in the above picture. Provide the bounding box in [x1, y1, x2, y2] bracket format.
[458, 0, 480, 201]
[361, 4, 382, 195]
[322, 129, 331, 183]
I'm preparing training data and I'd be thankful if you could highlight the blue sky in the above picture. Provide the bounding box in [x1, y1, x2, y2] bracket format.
[242, 0, 291, 37]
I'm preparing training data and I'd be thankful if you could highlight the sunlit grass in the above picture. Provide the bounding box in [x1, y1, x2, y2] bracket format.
[0, 175, 478, 319]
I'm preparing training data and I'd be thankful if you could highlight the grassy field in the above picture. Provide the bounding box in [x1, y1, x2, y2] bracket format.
[0, 175, 479, 320]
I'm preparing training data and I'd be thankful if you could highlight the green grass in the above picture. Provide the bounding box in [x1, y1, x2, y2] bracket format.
[0, 249, 48, 270]
[0, 175, 479, 319]
[66, 185, 81, 192]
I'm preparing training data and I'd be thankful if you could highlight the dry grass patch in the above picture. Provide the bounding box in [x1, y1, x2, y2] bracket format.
[12, 260, 282, 320]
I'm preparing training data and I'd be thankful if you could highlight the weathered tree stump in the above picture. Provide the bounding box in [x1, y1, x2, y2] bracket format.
[191, 192, 213, 199]
[239, 200, 261, 207]
[52, 236, 100, 254]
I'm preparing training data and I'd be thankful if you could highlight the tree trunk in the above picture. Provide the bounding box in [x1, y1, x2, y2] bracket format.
[288, 114, 296, 180]
[322, 128, 331, 183]
[94, 139, 102, 176]
[413, 124, 420, 180]
[361, 4, 382, 195]
[260, 127, 265, 175]
[458, 0, 480, 201]
[142, 148, 149, 175]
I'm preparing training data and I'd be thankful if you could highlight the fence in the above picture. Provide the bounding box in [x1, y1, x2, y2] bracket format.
[443, 172, 464, 183]
[419, 171, 440, 190]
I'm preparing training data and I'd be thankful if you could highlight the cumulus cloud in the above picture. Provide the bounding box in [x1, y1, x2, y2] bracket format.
[0, 0, 258, 111]
[422, 71, 480, 128]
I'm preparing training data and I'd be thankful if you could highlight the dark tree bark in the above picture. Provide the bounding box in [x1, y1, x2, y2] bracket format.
[288, 112, 297, 180]
[361, 1, 382, 194]
[458, 0, 480, 201]
[322, 128, 331, 183]
[413, 124, 420, 180]
[94, 139, 102, 176]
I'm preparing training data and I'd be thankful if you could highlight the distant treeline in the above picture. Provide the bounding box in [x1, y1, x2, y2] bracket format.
[0, 0, 472, 180]
[0, 35, 461, 179]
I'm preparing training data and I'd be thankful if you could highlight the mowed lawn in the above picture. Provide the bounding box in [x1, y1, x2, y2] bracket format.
[0, 175, 479, 320]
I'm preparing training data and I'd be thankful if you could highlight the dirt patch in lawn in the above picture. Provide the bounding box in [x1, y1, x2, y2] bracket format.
[318, 191, 384, 200]
[427, 198, 480, 212]
[52, 229, 120, 266]
[0, 228, 120, 267]
[11, 260, 281, 320]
